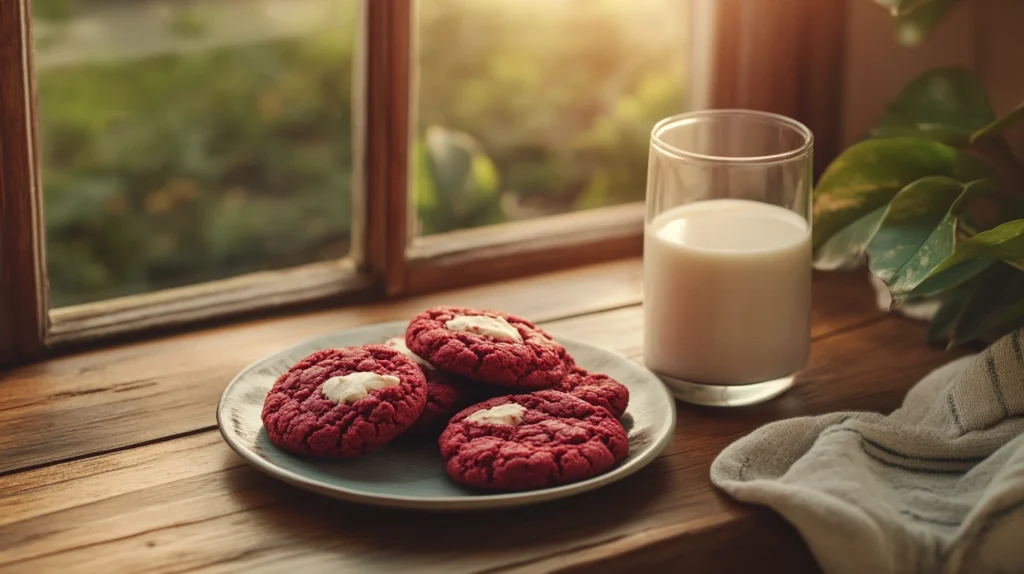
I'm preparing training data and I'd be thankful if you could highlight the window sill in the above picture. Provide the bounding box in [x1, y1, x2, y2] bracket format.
[48, 258, 372, 346]
[44, 203, 645, 352]
[405, 202, 644, 294]
[0, 260, 966, 572]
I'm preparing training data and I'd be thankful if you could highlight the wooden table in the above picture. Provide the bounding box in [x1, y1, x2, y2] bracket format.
[0, 258, 967, 573]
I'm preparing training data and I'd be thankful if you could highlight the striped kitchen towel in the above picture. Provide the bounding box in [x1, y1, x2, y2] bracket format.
[711, 328, 1024, 574]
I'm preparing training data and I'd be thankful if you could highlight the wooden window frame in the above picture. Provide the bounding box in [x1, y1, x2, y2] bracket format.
[0, 0, 845, 365]
[1, 0, 47, 365]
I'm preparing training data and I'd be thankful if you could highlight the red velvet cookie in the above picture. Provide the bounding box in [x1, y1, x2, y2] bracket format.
[384, 336, 477, 437]
[555, 367, 630, 419]
[261, 345, 426, 458]
[438, 390, 630, 491]
[405, 306, 569, 389]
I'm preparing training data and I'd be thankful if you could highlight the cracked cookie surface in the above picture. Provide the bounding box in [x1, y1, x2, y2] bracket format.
[407, 376, 478, 437]
[385, 336, 478, 438]
[438, 390, 629, 491]
[555, 367, 630, 419]
[405, 306, 568, 389]
[261, 345, 426, 458]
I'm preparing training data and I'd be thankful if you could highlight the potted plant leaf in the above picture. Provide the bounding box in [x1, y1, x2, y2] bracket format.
[813, 0, 1024, 347]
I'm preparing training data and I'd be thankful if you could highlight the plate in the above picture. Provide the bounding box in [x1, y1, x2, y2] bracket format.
[216, 320, 676, 510]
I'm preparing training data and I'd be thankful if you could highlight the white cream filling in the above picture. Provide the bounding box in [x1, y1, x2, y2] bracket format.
[321, 372, 401, 404]
[466, 403, 528, 426]
[445, 314, 523, 343]
[385, 337, 434, 370]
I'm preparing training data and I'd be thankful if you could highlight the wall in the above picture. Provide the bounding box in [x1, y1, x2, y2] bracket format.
[842, 0, 1024, 150]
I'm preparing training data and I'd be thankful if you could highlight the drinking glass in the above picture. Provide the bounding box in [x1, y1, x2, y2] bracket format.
[643, 110, 813, 406]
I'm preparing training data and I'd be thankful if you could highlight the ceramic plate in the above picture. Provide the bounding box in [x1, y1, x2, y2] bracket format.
[217, 320, 676, 510]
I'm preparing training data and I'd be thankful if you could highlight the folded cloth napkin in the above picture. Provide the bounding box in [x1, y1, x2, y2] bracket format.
[711, 328, 1024, 574]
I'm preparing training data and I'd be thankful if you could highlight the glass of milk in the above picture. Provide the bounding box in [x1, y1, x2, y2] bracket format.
[644, 110, 813, 406]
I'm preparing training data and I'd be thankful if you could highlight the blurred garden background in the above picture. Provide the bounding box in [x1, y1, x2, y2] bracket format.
[33, 0, 689, 307]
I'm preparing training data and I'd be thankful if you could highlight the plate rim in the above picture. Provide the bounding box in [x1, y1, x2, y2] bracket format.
[216, 321, 676, 511]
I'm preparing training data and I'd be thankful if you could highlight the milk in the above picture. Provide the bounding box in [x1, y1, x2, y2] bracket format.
[643, 199, 811, 386]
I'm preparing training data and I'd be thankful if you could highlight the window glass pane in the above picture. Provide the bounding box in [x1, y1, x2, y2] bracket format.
[34, 0, 356, 307]
[416, 0, 690, 236]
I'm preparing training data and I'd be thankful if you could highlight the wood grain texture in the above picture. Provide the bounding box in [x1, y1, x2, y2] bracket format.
[405, 204, 644, 295]
[797, 0, 847, 177]
[503, 513, 819, 574]
[362, 0, 412, 295]
[223, 323, 674, 514]
[0, 300, 963, 573]
[709, 0, 847, 175]
[47, 260, 373, 346]
[0, 265, 875, 475]
[710, 0, 803, 115]
[0, 0, 46, 366]
[0, 259, 642, 473]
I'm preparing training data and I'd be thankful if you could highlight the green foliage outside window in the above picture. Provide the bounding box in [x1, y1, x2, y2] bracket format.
[34, 0, 687, 306]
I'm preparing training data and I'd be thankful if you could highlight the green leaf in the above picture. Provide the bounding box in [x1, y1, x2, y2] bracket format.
[424, 125, 474, 203]
[812, 137, 990, 251]
[867, 176, 963, 284]
[950, 178, 999, 213]
[949, 178, 1008, 236]
[813, 207, 885, 270]
[470, 153, 500, 197]
[417, 125, 503, 232]
[970, 101, 1024, 144]
[905, 217, 1024, 300]
[414, 139, 439, 212]
[908, 259, 992, 299]
[869, 126, 969, 147]
[891, 0, 960, 46]
[881, 179, 997, 299]
[948, 264, 1024, 345]
[926, 278, 974, 344]
[873, 68, 994, 142]
[927, 219, 1024, 274]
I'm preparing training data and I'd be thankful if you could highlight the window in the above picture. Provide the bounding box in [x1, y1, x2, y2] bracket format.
[34, 0, 358, 307]
[0, 0, 844, 364]
[415, 0, 689, 236]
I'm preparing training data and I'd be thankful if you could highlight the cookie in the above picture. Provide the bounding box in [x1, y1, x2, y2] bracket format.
[438, 390, 630, 491]
[261, 345, 427, 458]
[555, 367, 630, 418]
[405, 306, 568, 389]
[384, 336, 477, 437]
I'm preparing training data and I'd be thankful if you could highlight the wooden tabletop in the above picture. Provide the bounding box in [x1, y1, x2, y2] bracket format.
[0, 258, 968, 573]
